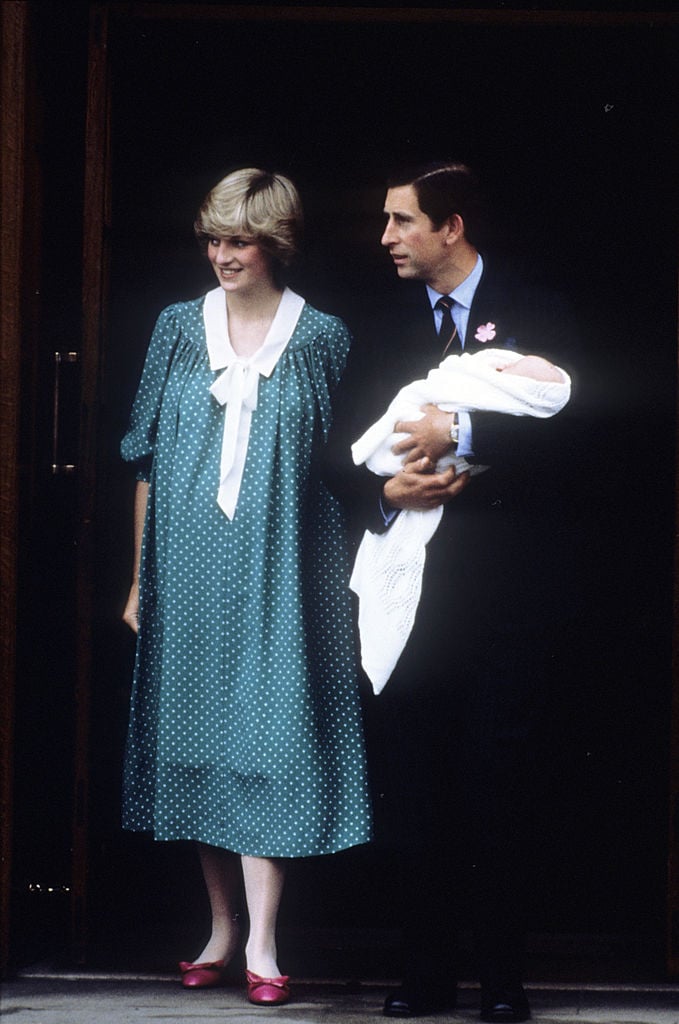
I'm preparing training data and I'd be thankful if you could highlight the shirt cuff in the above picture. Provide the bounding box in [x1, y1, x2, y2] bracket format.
[456, 411, 473, 457]
[379, 493, 400, 528]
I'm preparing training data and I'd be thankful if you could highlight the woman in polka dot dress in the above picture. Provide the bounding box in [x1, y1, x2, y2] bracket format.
[121, 169, 372, 1005]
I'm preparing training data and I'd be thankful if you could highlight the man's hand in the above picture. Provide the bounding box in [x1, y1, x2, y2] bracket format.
[383, 458, 469, 511]
[393, 403, 456, 466]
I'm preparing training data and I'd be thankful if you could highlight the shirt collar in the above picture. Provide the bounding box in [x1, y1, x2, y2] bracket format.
[426, 252, 484, 311]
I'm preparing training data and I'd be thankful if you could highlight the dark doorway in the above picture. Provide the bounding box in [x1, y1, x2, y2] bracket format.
[8, 2, 678, 981]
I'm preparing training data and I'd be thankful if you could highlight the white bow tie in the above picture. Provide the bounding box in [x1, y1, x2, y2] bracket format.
[202, 286, 305, 519]
[209, 361, 262, 517]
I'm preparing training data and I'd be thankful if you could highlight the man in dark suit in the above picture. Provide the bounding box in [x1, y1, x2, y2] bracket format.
[325, 162, 579, 1023]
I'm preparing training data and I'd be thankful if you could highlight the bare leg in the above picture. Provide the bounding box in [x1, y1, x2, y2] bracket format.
[242, 855, 287, 977]
[192, 842, 242, 965]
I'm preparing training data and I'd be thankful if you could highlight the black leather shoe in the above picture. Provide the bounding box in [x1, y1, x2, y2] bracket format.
[480, 985, 530, 1022]
[383, 984, 457, 1017]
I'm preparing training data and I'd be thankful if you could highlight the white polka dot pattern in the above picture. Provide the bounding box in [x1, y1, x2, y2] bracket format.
[120, 297, 373, 857]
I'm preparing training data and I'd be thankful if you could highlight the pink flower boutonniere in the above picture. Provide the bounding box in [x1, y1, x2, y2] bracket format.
[475, 322, 496, 343]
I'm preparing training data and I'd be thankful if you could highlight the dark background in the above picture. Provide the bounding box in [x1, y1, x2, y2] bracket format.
[12, 1, 678, 979]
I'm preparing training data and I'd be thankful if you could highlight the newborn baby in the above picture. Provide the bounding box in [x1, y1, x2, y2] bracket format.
[350, 348, 571, 693]
[352, 348, 570, 480]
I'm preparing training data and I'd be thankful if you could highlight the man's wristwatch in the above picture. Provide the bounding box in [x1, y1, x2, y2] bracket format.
[449, 412, 459, 447]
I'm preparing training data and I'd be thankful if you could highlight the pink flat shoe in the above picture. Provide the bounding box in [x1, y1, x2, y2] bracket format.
[179, 958, 226, 988]
[246, 969, 291, 1005]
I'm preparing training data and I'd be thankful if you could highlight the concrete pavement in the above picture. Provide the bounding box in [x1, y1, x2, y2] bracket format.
[2, 972, 679, 1024]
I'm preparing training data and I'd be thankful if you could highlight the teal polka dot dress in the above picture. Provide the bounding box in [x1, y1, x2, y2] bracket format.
[120, 291, 372, 857]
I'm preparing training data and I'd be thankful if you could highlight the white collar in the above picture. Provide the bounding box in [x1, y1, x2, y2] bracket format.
[204, 285, 305, 375]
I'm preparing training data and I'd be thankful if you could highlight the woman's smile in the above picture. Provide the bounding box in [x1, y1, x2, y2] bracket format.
[207, 237, 273, 292]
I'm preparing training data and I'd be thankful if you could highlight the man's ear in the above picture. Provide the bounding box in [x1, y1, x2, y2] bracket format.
[444, 212, 465, 245]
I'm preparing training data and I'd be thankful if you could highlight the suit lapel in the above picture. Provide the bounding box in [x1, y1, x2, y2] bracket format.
[394, 281, 440, 378]
[465, 263, 518, 356]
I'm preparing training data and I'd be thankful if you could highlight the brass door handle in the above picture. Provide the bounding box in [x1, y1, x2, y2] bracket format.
[51, 351, 79, 475]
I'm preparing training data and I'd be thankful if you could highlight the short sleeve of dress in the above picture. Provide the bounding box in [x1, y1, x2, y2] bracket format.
[320, 314, 352, 392]
[120, 306, 182, 481]
[304, 312, 352, 440]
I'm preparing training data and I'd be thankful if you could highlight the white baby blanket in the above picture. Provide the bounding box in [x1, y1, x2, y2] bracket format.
[350, 348, 571, 694]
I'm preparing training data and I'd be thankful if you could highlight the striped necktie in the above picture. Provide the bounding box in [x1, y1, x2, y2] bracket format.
[435, 295, 460, 356]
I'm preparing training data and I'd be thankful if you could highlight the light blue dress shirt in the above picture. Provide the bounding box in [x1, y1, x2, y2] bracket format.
[426, 253, 484, 456]
[378, 254, 484, 524]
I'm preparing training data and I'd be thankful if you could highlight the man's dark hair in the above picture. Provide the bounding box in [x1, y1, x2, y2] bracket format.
[387, 161, 486, 248]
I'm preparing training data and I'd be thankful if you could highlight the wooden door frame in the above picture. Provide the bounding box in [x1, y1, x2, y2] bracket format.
[71, 0, 112, 965]
[74, 0, 679, 975]
[0, 0, 28, 977]
[670, 322, 679, 974]
[0, 0, 48, 976]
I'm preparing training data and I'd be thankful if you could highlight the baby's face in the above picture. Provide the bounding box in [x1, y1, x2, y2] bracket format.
[501, 355, 563, 383]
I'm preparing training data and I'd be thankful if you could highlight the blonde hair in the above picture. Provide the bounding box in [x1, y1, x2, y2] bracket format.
[194, 168, 303, 268]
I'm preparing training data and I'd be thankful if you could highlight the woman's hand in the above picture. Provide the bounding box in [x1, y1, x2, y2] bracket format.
[122, 580, 140, 634]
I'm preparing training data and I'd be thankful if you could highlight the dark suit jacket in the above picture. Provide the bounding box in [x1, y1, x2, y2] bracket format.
[325, 261, 582, 688]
